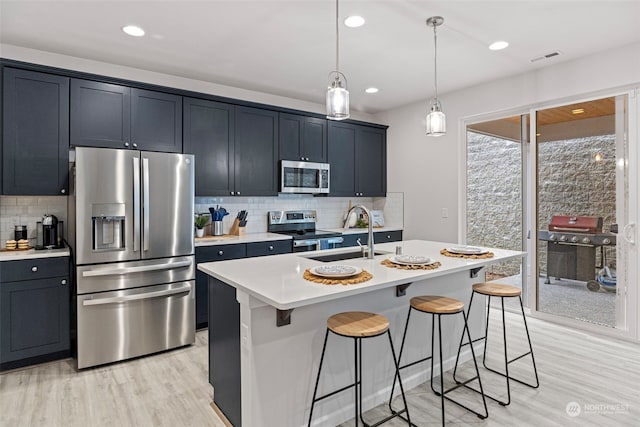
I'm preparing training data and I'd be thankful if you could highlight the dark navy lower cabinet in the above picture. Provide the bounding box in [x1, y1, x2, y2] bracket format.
[0, 257, 70, 371]
[339, 230, 403, 247]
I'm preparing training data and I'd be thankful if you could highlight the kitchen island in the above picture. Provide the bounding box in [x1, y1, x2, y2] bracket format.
[198, 240, 524, 426]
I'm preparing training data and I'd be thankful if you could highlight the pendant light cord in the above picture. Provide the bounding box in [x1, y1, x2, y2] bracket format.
[433, 23, 438, 100]
[335, 0, 340, 74]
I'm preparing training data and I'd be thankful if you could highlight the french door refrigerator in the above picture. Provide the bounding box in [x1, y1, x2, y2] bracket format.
[70, 147, 195, 369]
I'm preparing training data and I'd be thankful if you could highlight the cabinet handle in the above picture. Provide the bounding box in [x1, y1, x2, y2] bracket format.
[305, 157, 309, 161]
[230, 191, 235, 195]
[61, 188, 66, 194]
[236, 191, 240, 195]
[124, 142, 130, 148]
[300, 156, 304, 160]
[31, 266, 38, 272]
[387, 235, 391, 239]
[218, 250, 224, 256]
[133, 143, 138, 148]
[269, 245, 274, 251]
[61, 279, 67, 285]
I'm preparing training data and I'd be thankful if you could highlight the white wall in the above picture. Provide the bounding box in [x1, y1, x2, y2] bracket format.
[376, 42, 640, 243]
[0, 44, 378, 123]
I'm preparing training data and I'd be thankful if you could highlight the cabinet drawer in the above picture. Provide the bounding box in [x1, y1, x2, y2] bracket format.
[246, 240, 292, 257]
[374, 230, 403, 243]
[0, 257, 69, 283]
[196, 244, 247, 262]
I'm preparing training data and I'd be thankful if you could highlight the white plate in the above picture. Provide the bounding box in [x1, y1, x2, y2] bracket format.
[310, 265, 362, 278]
[389, 255, 434, 266]
[446, 246, 488, 255]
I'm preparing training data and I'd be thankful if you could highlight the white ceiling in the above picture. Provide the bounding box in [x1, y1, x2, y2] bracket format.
[1, 1, 639, 114]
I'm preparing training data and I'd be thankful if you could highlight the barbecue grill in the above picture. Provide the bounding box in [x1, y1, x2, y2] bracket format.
[538, 215, 616, 291]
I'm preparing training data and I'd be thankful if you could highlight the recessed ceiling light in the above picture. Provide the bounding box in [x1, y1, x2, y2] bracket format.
[365, 87, 379, 94]
[489, 41, 509, 51]
[571, 108, 585, 114]
[344, 16, 365, 28]
[122, 25, 145, 37]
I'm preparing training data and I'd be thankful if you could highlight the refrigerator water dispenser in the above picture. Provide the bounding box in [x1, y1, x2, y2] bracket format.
[92, 203, 125, 251]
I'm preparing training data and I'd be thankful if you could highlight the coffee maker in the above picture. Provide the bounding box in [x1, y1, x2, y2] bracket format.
[36, 214, 64, 249]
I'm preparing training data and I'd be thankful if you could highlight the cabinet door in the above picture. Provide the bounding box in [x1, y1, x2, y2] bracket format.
[328, 121, 357, 196]
[246, 240, 292, 257]
[374, 230, 403, 243]
[183, 98, 235, 196]
[302, 117, 327, 162]
[2, 68, 69, 195]
[339, 233, 367, 247]
[0, 276, 70, 364]
[235, 106, 278, 196]
[132, 88, 182, 153]
[70, 79, 131, 149]
[279, 114, 327, 163]
[356, 126, 387, 197]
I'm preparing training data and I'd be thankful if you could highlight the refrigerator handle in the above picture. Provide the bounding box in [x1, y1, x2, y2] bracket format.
[142, 157, 150, 252]
[133, 157, 140, 252]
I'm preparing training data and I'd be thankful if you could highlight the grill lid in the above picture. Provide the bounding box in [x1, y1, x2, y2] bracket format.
[548, 215, 602, 233]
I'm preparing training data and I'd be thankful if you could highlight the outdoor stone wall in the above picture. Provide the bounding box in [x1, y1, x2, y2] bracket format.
[467, 132, 617, 277]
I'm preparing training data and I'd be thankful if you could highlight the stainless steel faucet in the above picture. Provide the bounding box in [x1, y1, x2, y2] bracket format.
[345, 204, 375, 259]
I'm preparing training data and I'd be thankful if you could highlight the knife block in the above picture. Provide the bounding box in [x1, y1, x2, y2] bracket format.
[229, 218, 246, 236]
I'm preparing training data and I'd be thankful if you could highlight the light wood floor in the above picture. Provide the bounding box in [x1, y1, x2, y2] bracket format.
[1, 311, 639, 427]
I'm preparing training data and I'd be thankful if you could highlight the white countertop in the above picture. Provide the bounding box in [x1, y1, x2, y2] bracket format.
[198, 240, 524, 310]
[195, 232, 292, 247]
[0, 248, 70, 261]
[324, 226, 403, 235]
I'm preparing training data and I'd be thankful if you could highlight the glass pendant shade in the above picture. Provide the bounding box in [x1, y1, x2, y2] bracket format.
[426, 98, 446, 136]
[326, 72, 350, 120]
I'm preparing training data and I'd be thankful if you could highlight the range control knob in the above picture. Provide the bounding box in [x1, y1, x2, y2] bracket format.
[559, 235, 568, 242]
[602, 238, 611, 245]
[582, 237, 591, 244]
[548, 234, 556, 241]
[571, 236, 579, 243]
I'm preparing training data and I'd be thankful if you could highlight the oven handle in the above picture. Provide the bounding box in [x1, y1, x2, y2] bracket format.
[552, 226, 591, 232]
[81, 260, 191, 277]
[82, 283, 191, 306]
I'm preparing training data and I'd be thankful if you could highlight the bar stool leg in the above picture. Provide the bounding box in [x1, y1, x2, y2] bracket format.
[388, 306, 413, 411]
[519, 296, 540, 388]
[308, 329, 330, 427]
[462, 310, 489, 418]
[481, 294, 491, 367]
[355, 337, 360, 427]
[385, 330, 412, 425]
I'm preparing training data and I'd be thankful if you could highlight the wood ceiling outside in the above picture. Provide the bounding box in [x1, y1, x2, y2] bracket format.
[500, 97, 616, 126]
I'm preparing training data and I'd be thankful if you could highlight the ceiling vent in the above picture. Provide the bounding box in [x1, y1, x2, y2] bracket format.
[530, 51, 562, 63]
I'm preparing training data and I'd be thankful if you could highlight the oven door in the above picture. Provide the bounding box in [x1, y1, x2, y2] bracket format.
[281, 160, 330, 194]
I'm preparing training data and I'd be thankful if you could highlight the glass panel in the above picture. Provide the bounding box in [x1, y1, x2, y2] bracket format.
[466, 114, 527, 310]
[283, 167, 319, 188]
[535, 96, 625, 328]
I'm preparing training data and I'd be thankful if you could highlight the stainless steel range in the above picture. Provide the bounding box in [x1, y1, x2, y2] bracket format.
[69, 147, 195, 369]
[267, 210, 343, 252]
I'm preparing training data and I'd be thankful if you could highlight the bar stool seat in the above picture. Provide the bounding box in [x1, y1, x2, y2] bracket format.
[411, 296, 465, 314]
[453, 282, 539, 407]
[472, 283, 521, 297]
[328, 311, 389, 337]
[389, 296, 487, 426]
[309, 311, 411, 427]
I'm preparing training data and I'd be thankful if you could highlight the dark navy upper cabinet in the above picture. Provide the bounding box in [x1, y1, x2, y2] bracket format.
[279, 113, 327, 163]
[183, 97, 235, 196]
[2, 68, 69, 195]
[328, 122, 386, 197]
[0, 257, 70, 371]
[71, 79, 182, 152]
[234, 106, 278, 196]
[131, 88, 182, 152]
[70, 79, 131, 149]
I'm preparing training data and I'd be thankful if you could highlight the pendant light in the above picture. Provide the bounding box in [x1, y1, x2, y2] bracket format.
[426, 16, 446, 136]
[326, 0, 349, 120]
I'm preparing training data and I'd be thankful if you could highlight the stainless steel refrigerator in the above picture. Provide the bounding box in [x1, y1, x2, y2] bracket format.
[70, 147, 195, 369]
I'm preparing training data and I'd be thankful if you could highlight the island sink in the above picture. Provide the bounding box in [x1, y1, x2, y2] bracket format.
[304, 250, 390, 262]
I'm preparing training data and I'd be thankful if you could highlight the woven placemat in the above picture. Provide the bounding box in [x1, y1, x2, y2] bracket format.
[303, 269, 373, 285]
[440, 249, 494, 259]
[380, 258, 441, 270]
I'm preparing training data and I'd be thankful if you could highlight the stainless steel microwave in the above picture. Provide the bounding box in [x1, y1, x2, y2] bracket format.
[280, 160, 330, 194]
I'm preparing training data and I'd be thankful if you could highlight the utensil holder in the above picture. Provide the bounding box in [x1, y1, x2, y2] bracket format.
[213, 221, 224, 236]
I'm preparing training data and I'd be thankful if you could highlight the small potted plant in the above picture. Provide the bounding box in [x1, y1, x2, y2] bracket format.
[194, 214, 209, 238]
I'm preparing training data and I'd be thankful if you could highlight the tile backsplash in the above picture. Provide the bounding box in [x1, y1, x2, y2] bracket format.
[195, 192, 404, 235]
[0, 196, 68, 245]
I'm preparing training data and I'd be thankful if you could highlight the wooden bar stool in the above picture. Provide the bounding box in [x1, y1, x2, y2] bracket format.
[308, 311, 412, 427]
[453, 283, 539, 406]
[389, 296, 488, 426]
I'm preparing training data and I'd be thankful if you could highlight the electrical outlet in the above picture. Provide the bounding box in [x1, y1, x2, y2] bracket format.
[441, 208, 449, 218]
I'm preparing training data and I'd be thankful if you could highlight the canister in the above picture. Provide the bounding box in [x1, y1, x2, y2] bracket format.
[14, 225, 27, 241]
